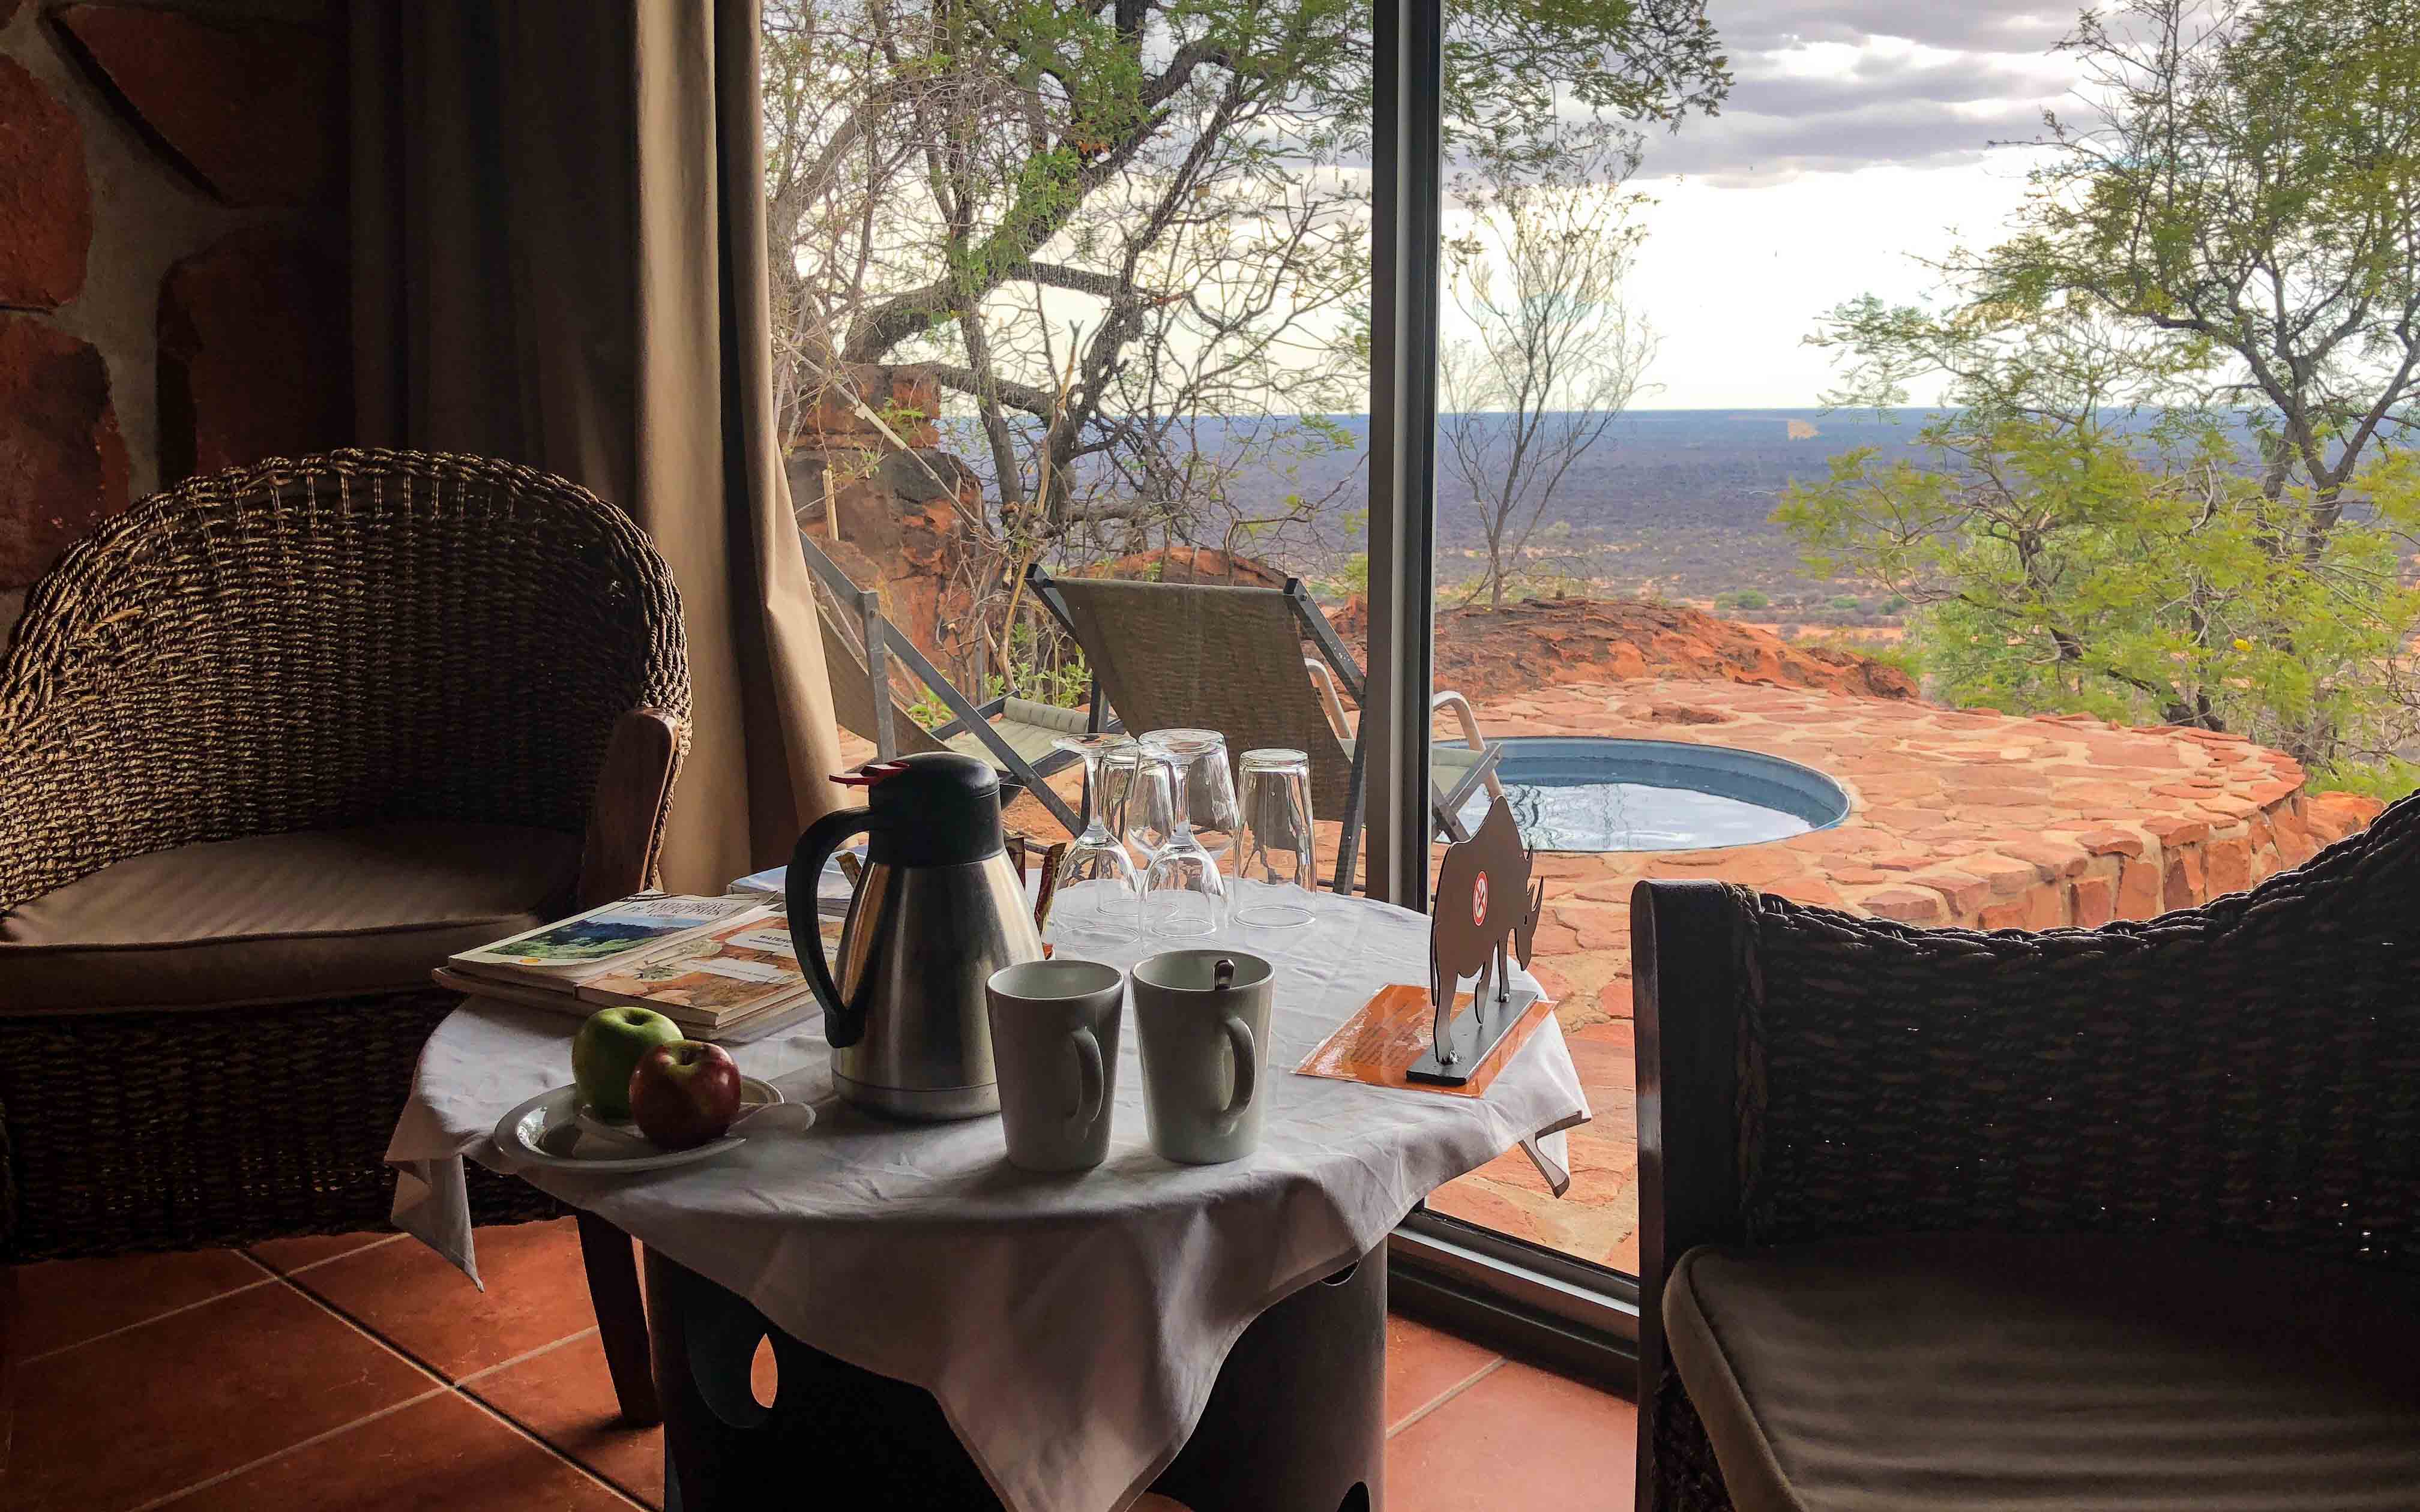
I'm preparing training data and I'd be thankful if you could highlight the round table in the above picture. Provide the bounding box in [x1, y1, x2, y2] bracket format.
[385, 890, 1589, 1512]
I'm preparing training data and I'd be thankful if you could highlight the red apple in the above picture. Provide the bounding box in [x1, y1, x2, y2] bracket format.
[627, 1040, 744, 1150]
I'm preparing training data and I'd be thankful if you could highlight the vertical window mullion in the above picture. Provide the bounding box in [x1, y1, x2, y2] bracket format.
[1365, 0, 1444, 910]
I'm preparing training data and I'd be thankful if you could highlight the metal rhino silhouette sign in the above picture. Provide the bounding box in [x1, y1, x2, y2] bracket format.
[1409, 797, 1546, 1086]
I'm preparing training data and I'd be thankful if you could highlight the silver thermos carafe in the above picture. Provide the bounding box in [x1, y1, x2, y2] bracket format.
[788, 752, 1043, 1120]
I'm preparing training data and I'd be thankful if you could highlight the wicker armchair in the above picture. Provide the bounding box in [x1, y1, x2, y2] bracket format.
[1634, 793, 2420, 1511]
[0, 449, 690, 1262]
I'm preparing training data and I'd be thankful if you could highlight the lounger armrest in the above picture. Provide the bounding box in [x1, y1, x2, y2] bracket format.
[1304, 656, 1352, 740]
[1428, 689, 1487, 751]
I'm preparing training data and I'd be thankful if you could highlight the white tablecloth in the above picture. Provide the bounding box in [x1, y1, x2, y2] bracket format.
[385, 891, 1589, 1512]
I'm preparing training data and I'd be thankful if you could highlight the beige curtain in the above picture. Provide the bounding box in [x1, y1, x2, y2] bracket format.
[351, 0, 845, 892]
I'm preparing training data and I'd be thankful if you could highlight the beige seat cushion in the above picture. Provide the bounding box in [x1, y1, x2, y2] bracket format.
[1665, 1231, 2420, 1512]
[0, 821, 584, 1013]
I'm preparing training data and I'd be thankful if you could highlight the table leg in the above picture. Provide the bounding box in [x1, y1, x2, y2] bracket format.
[577, 1210, 660, 1426]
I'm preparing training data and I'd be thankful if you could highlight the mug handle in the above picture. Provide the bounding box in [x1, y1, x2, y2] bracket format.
[1219, 1015, 1257, 1121]
[1067, 1025, 1105, 1136]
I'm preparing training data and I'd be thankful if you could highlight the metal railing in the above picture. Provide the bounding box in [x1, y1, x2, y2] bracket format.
[796, 530, 1082, 834]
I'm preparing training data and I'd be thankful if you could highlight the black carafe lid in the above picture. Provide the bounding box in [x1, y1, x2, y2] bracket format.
[835, 752, 1007, 867]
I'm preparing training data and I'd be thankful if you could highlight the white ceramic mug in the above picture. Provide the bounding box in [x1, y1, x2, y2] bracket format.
[1130, 949, 1274, 1164]
[985, 958, 1124, 1172]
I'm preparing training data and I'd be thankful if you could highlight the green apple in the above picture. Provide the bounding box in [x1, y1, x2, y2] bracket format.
[573, 1007, 684, 1118]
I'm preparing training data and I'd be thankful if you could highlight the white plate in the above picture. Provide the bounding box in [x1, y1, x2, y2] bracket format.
[492, 1076, 794, 1172]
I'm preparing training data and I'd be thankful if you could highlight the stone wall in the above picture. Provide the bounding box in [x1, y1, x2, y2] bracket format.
[786, 361, 989, 672]
[0, 0, 346, 638]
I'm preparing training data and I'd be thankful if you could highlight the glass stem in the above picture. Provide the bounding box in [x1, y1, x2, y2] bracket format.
[1079, 746, 1113, 844]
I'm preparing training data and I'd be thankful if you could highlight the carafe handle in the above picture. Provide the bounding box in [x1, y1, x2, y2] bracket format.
[789, 806, 877, 1048]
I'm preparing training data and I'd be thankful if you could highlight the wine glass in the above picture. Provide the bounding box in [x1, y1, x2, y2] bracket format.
[1138, 739, 1227, 937]
[1232, 748, 1316, 928]
[1142, 727, 1239, 862]
[1106, 740, 1176, 863]
[1047, 734, 1142, 941]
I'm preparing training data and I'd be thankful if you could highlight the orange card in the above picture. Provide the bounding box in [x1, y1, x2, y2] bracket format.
[1293, 983, 1553, 1098]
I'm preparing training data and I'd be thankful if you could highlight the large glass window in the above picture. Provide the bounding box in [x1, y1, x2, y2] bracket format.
[767, 0, 2420, 1305]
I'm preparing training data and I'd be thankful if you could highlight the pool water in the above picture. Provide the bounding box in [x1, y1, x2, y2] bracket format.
[1455, 737, 1850, 854]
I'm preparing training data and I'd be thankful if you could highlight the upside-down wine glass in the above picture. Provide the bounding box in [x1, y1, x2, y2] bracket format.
[1138, 738, 1227, 937]
[1231, 748, 1317, 928]
[1047, 734, 1143, 942]
[1145, 727, 1239, 862]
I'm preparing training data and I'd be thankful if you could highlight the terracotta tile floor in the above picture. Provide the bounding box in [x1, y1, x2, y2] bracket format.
[4, 1217, 1636, 1511]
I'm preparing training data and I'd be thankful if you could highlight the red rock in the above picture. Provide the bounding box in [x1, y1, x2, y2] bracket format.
[1829, 866, 1897, 885]
[2163, 844, 2205, 911]
[2116, 857, 2164, 920]
[1764, 876, 1844, 908]
[1528, 922, 1579, 958]
[2272, 812, 2317, 868]
[1963, 853, 2045, 896]
[1910, 869, 1988, 915]
[1995, 838, 2090, 878]
[1979, 884, 2067, 931]
[2072, 827, 2147, 859]
[51, 4, 342, 206]
[1977, 899, 2029, 931]
[2205, 834, 2253, 895]
[1326, 595, 1921, 705]
[1862, 887, 1946, 925]
[2307, 792, 2385, 844]
[2145, 816, 2210, 847]
[1596, 977, 1637, 1021]
[1557, 907, 1628, 952]
[0, 314, 127, 588]
[0, 58, 88, 310]
[1647, 703, 1728, 725]
[2071, 874, 2114, 927]
[157, 227, 351, 479]
[1097, 542, 1287, 589]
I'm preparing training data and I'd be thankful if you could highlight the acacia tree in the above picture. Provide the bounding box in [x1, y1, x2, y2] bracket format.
[759, 0, 1727, 690]
[1439, 125, 1655, 609]
[1979, 0, 2420, 541]
[1792, 0, 2420, 770]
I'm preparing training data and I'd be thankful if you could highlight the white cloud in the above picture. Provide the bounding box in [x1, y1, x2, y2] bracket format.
[1578, 2, 2087, 403]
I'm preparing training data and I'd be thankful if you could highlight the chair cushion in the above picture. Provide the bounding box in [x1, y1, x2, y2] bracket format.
[1664, 1231, 2420, 1512]
[0, 822, 584, 1013]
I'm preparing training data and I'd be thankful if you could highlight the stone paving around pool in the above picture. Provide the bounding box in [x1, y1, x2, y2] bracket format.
[976, 675, 2386, 1274]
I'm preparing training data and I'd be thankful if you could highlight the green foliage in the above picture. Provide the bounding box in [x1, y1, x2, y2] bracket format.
[904, 625, 1091, 730]
[1951, 0, 2420, 515]
[1802, 632, 1924, 680]
[1780, 395, 2420, 766]
[1312, 551, 1370, 600]
[1827, 594, 1862, 612]
[2304, 755, 2420, 805]
[1712, 588, 1768, 613]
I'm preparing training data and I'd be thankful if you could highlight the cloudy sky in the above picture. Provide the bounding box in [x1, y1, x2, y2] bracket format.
[1515, 1, 2093, 408]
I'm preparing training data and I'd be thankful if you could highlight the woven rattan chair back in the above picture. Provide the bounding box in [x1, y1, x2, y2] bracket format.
[0, 449, 690, 913]
[1043, 577, 1356, 824]
[1730, 789, 2420, 1273]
